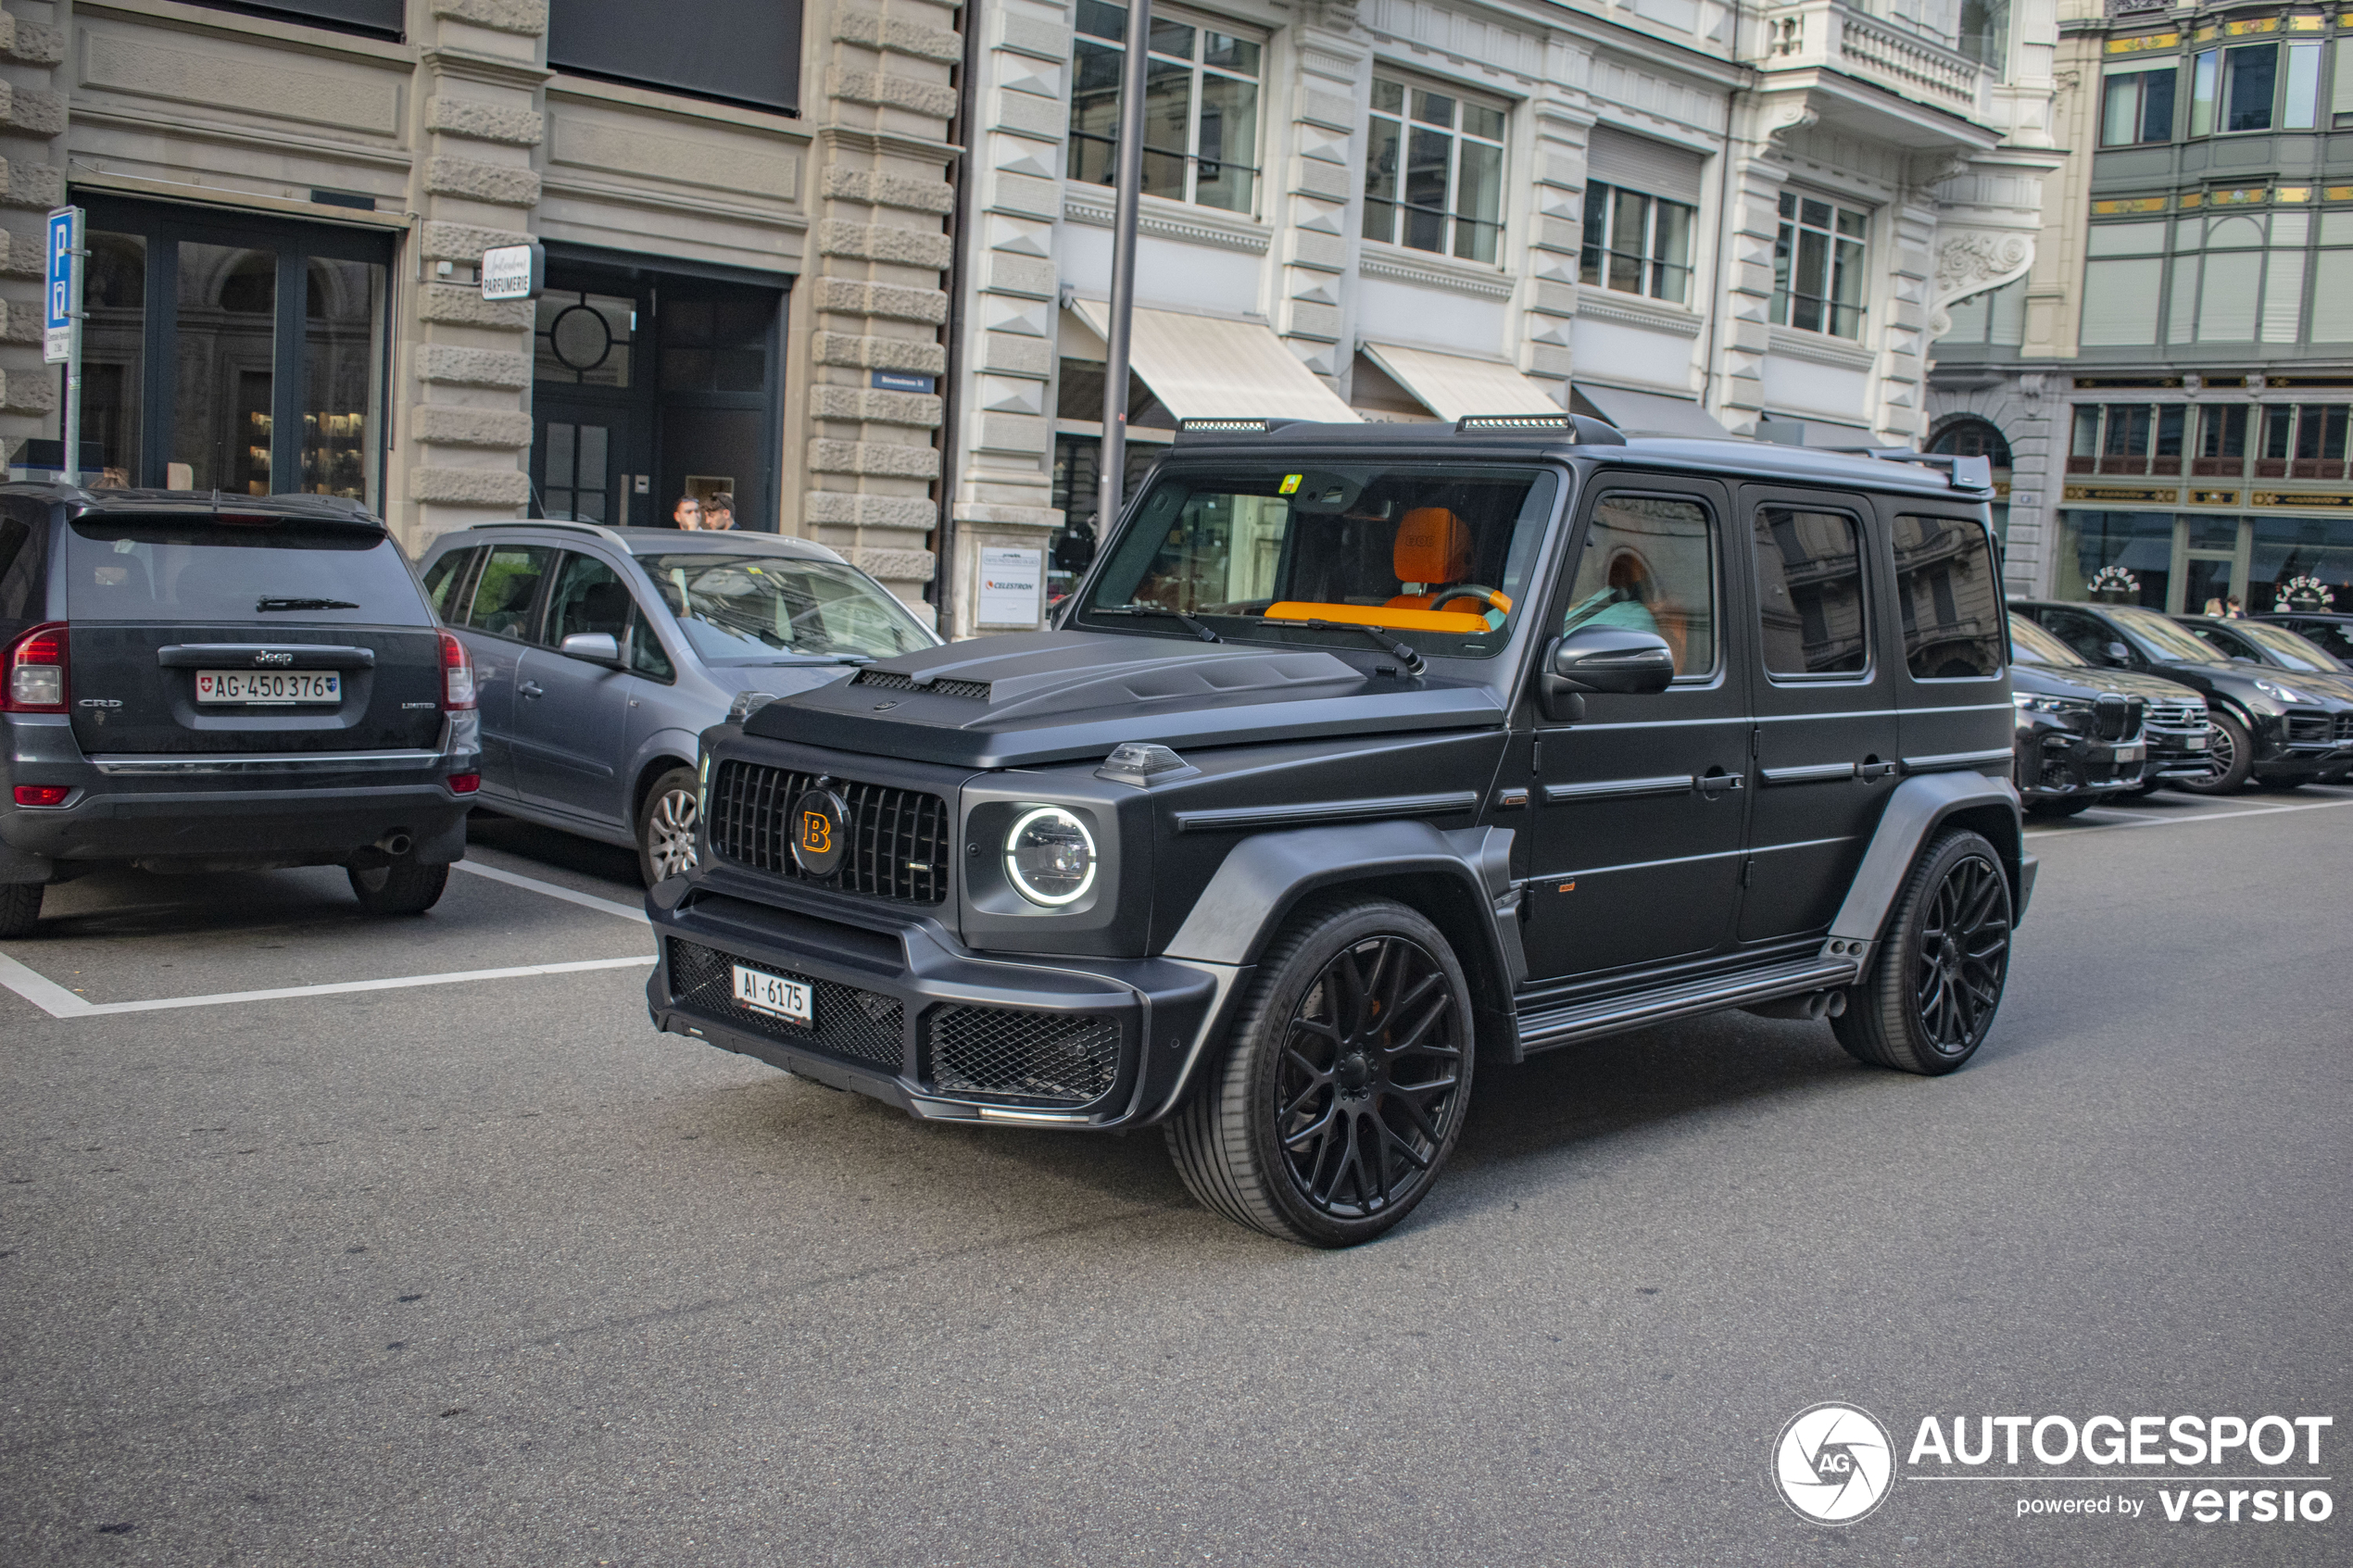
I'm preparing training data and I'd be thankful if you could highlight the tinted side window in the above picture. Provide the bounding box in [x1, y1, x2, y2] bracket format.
[1754, 508, 1867, 676]
[2037, 608, 2113, 663]
[1561, 495, 1718, 677]
[546, 551, 633, 646]
[422, 547, 480, 620]
[0, 514, 41, 621]
[2296, 621, 2353, 659]
[1892, 515, 2003, 679]
[2190, 622, 2256, 660]
[462, 546, 554, 639]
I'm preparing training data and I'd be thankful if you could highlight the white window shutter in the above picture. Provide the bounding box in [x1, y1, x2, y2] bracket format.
[2081, 257, 2164, 345]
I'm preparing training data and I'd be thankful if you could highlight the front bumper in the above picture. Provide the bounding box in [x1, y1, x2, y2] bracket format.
[1, 712, 477, 882]
[645, 877, 1233, 1130]
[2143, 722, 2212, 780]
[2020, 727, 2147, 801]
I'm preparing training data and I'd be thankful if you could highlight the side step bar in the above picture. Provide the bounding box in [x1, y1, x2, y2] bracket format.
[1515, 957, 1863, 1055]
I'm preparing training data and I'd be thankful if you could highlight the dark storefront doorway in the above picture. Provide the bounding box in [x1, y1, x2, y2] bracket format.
[530, 253, 784, 531]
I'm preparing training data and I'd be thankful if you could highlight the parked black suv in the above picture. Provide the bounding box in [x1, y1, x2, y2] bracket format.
[2007, 612, 2208, 812]
[2011, 599, 2353, 793]
[645, 419, 2032, 1245]
[0, 486, 480, 936]
[2249, 611, 2353, 670]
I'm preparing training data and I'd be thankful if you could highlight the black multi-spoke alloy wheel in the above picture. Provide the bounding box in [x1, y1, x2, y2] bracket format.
[348, 859, 449, 916]
[637, 766, 701, 886]
[1165, 897, 1473, 1247]
[2171, 712, 2250, 795]
[1833, 829, 2011, 1075]
[0, 881, 41, 939]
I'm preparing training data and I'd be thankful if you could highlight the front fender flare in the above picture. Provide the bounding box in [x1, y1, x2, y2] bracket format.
[1829, 770, 2030, 952]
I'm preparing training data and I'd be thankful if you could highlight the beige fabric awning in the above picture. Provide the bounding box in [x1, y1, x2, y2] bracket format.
[1359, 342, 1561, 421]
[1071, 300, 1357, 423]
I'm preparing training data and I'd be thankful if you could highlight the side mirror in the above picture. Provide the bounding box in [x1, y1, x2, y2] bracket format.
[560, 632, 624, 668]
[2104, 640, 2133, 666]
[1541, 624, 1676, 721]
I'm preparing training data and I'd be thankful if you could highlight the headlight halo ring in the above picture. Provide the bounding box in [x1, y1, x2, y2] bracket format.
[1002, 805, 1099, 908]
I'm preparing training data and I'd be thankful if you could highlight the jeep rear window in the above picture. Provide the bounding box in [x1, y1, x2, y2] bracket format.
[64, 515, 432, 625]
[1077, 463, 1558, 659]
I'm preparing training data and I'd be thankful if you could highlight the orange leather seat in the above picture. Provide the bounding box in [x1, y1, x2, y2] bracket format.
[1386, 507, 1471, 610]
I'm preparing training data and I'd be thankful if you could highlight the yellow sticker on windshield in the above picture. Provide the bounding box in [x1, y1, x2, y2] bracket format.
[1278, 474, 1302, 495]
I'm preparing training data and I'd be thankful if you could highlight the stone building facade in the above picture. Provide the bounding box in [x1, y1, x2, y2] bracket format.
[0, 0, 955, 621]
[937, 0, 2063, 633]
[1929, 0, 2353, 615]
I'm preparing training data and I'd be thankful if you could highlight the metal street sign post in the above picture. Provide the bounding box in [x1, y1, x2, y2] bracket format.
[44, 206, 83, 486]
[1096, 0, 1151, 542]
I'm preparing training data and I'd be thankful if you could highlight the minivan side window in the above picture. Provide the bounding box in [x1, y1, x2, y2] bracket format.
[545, 551, 634, 646]
[1754, 508, 1868, 676]
[1892, 515, 2004, 679]
[1560, 495, 1718, 677]
[628, 608, 674, 681]
[421, 547, 481, 621]
[462, 546, 554, 639]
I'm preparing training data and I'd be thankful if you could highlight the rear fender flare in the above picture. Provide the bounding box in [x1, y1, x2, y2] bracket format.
[1829, 771, 2029, 956]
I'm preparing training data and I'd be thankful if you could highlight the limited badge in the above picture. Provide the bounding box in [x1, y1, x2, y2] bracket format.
[789, 786, 850, 878]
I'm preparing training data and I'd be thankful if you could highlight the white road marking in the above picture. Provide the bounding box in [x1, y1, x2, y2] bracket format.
[2027, 796, 2353, 838]
[451, 858, 649, 924]
[0, 952, 653, 1020]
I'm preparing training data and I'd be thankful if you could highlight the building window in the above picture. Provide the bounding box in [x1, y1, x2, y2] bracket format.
[73, 198, 389, 503]
[1068, 2, 1262, 215]
[1772, 193, 1868, 339]
[547, 0, 803, 116]
[2224, 44, 2276, 132]
[2101, 63, 2178, 145]
[2255, 403, 2350, 480]
[1362, 77, 1506, 264]
[2068, 404, 2184, 477]
[194, 1, 402, 40]
[1579, 182, 1695, 304]
[2196, 405, 2250, 475]
[1957, 0, 2008, 69]
[2284, 42, 2323, 129]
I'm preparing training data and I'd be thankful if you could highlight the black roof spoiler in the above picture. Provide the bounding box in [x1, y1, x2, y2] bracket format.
[1826, 447, 1995, 492]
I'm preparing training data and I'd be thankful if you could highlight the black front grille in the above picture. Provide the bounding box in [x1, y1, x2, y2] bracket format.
[2337, 712, 2353, 742]
[2146, 702, 2205, 732]
[853, 669, 991, 701]
[2093, 694, 2132, 741]
[665, 937, 904, 1068]
[925, 1007, 1120, 1106]
[2287, 712, 2331, 745]
[708, 759, 950, 903]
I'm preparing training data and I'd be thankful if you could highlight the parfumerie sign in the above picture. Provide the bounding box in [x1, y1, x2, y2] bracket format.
[481, 242, 544, 302]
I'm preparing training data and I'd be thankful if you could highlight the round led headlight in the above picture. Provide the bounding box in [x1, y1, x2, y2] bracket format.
[1004, 806, 1097, 907]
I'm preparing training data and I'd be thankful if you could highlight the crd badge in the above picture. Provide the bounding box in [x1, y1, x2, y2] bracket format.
[790, 782, 850, 878]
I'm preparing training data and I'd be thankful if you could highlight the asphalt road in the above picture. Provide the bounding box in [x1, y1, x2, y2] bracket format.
[3, 790, 2349, 1567]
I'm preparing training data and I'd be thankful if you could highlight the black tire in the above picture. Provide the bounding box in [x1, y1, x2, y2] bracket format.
[2253, 775, 2308, 793]
[1164, 897, 1474, 1248]
[1832, 829, 2012, 1076]
[2024, 795, 2095, 818]
[2126, 780, 2163, 797]
[636, 766, 700, 887]
[347, 859, 449, 916]
[0, 882, 42, 939]
[2171, 712, 2252, 795]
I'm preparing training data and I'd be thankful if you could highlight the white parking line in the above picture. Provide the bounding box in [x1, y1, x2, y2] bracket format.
[2027, 796, 2353, 838]
[0, 854, 654, 1020]
[451, 858, 649, 924]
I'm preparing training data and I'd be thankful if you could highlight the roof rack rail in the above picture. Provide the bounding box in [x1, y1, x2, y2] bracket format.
[1454, 412, 1627, 445]
[1830, 447, 1994, 491]
[469, 518, 635, 547]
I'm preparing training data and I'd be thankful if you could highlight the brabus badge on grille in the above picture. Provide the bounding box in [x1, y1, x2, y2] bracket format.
[790, 786, 850, 878]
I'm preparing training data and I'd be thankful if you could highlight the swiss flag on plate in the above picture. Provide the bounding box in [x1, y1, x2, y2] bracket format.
[196, 675, 213, 696]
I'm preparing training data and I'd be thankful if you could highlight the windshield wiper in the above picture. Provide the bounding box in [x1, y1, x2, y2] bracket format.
[1092, 606, 1222, 643]
[1251, 616, 1425, 676]
[255, 596, 359, 612]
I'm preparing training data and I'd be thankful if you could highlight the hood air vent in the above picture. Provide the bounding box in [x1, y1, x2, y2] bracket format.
[854, 669, 992, 701]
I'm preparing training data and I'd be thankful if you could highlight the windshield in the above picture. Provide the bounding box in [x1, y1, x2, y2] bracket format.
[2231, 619, 2341, 672]
[1076, 462, 1559, 659]
[65, 515, 428, 624]
[639, 553, 937, 662]
[2107, 606, 2219, 663]
[2007, 614, 2083, 667]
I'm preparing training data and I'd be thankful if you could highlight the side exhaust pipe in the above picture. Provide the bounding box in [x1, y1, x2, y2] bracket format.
[1742, 989, 1849, 1022]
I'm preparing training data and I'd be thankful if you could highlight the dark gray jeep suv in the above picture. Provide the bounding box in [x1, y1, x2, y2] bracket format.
[0, 486, 480, 936]
[642, 418, 2032, 1246]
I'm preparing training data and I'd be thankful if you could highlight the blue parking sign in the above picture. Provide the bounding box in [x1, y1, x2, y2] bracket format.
[44, 207, 77, 365]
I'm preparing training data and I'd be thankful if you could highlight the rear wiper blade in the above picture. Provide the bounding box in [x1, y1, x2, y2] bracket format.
[1251, 616, 1425, 676]
[1091, 605, 1222, 643]
[256, 596, 359, 612]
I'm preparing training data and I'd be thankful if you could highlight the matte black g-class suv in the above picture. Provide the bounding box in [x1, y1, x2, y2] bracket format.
[645, 418, 2032, 1246]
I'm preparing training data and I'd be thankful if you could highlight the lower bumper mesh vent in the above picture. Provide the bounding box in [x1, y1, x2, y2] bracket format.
[927, 1006, 1119, 1106]
[665, 938, 903, 1068]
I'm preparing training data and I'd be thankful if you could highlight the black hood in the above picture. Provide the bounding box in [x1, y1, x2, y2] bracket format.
[742, 629, 1506, 768]
[2149, 657, 2353, 709]
[2010, 664, 2203, 704]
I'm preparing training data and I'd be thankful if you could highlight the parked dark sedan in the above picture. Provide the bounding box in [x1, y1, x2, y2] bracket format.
[2247, 611, 2353, 671]
[2011, 599, 2353, 793]
[2173, 616, 2353, 784]
[2007, 613, 2207, 814]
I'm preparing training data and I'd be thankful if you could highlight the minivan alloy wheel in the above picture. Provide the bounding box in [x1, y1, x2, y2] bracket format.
[638, 767, 702, 885]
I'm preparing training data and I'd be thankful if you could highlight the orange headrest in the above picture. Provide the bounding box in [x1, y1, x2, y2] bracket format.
[1394, 508, 1470, 585]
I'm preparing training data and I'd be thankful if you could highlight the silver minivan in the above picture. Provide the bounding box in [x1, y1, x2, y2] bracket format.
[417, 521, 940, 883]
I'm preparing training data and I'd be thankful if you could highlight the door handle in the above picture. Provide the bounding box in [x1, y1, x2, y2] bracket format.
[519, 681, 545, 699]
[1857, 759, 1895, 782]
[1698, 771, 1743, 797]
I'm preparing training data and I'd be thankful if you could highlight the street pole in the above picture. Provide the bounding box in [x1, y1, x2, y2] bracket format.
[1096, 0, 1151, 543]
[44, 206, 84, 486]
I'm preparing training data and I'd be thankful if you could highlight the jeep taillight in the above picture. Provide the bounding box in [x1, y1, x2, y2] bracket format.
[438, 630, 476, 710]
[4, 622, 68, 713]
